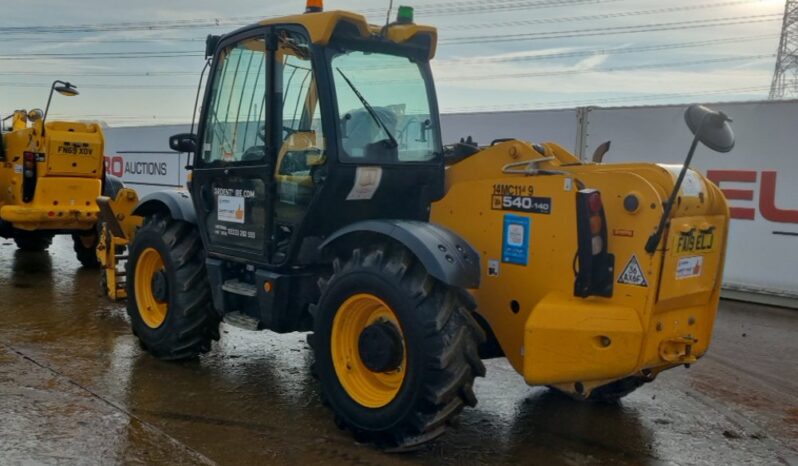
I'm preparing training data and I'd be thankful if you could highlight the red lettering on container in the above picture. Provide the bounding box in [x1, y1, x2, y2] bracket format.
[706, 170, 756, 221]
[760, 171, 798, 224]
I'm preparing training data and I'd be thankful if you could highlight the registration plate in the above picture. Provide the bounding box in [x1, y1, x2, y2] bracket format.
[673, 230, 716, 255]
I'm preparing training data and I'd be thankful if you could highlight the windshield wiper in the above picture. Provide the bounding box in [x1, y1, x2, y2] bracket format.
[336, 68, 398, 148]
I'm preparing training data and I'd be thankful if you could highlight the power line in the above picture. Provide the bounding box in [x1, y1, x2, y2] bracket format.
[0, 83, 197, 90]
[0, 16, 779, 63]
[441, 14, 783, 44]
[441, 0, 770, 29]
[0, 71, 198, 77]
[438, 54, 776, 81]
[0, 0, 625, 36]
[0, 52, 203, 61]
[399, 0, 627, 16]
[2, 0, 769, 45]
[441, 34, 778, 64]
[0, 34, 776, 77]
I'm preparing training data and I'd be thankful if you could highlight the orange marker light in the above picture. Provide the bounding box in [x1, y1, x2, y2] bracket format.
[306, 0, 323, 13]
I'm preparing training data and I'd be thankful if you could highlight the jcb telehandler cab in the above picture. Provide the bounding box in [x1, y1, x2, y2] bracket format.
[100, 2, 733, 450]
[1, 81, 122, 265]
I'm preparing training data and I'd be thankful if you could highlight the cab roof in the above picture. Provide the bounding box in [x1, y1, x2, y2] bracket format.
[256, 10, 438, 59]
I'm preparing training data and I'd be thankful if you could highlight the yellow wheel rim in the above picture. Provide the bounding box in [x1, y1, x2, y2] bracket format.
[331, 293, 407, 408]
[134, 247, 168, 329]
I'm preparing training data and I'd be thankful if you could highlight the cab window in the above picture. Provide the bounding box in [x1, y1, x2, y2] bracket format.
[275, 31, 325, 209]
[202, 38, 267, 165]
[332, 51, 437, 163]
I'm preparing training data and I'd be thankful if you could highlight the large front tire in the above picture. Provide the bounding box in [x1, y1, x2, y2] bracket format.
[309, 244, 486, 450]
[126, 214, 219, 360]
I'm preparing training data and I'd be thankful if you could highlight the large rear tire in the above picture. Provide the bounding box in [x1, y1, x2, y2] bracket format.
[72, 231, 100, 268]
[126, 213, 219, 360]
[13, 230, 53, 252]
[309, 244, 486, 450]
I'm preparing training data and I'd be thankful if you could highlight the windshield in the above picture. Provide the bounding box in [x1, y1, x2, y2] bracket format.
[331, 50, 438, 163]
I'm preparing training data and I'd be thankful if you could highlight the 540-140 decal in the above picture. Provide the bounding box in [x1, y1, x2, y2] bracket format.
[492, 194, 552, 214]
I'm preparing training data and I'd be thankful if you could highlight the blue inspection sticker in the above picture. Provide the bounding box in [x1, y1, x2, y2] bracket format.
[502, 214, 530, 265]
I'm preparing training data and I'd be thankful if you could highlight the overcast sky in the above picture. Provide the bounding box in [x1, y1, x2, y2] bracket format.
[0, 0, 787, 126]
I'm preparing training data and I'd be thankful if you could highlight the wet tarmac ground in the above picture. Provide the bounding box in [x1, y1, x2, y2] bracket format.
[0, 236, 796, 465]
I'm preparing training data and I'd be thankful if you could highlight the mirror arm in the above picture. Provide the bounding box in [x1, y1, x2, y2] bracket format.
[645, 119, 705, 255]
[42, 81, 59, 137]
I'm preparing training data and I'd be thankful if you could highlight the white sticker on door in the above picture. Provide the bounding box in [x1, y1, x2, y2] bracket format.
[676, 255, 703, 279]
[217, 195, 245, 224]
[617, 254, 648, 287]
[346, 166, 383, 201]
[487, 260, 500, 277]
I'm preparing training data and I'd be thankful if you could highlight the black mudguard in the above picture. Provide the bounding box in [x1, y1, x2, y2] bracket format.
[133, 190, 196, 224]
[320, 220, 481, 289]
[102, 174, 125, 199]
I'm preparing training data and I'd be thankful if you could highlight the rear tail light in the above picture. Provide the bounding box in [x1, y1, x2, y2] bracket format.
[22, 151, 38, 202]
[23, 151, 35, 176]
[574, 189, 614, 298]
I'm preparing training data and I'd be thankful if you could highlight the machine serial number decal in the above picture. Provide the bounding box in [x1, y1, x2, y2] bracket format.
[57, 142, 93, 156]
[492, 195, 552, 214]
[493, 184, 534, 197]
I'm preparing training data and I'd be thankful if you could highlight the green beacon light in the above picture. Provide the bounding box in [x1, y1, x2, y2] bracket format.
[397, 5, 414, 24]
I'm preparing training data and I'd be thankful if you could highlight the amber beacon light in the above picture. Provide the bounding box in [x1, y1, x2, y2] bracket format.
[305, 0, 323, 13]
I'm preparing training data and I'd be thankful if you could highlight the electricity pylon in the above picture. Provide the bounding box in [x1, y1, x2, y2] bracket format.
[770, 0, 798, 99]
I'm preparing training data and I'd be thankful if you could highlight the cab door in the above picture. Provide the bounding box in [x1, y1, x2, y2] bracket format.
[192, 31, 275, 263]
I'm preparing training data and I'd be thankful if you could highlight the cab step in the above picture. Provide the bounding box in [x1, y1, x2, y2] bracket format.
[221, 279, 258, 297]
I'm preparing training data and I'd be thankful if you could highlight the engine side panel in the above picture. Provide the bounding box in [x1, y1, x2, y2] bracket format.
[432, 140, 728, 387]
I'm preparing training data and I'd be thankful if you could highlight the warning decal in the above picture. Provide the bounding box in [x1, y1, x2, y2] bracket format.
[617, 254, 648, 287]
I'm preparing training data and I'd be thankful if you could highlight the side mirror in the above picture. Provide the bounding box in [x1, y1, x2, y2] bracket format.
[206, 34, 221, 59]
[169, 133, 197, 153]
[55, 84, 79, 97]
[684, 105, 735, 153]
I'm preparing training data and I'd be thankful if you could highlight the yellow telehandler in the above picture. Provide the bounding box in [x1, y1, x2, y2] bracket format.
[97, 2, 733, 449]
[1, 81, 123, 265]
